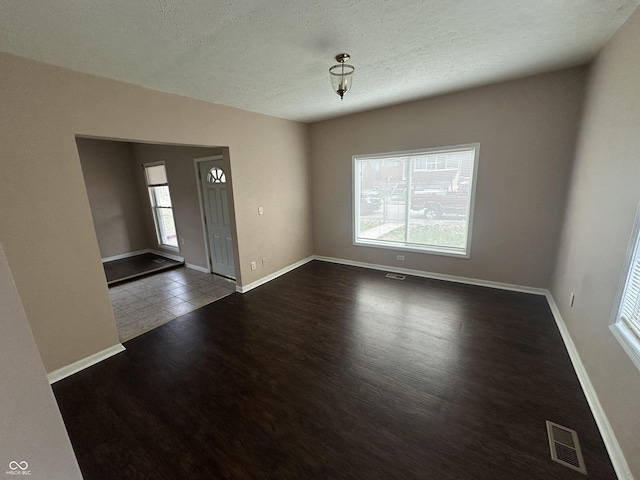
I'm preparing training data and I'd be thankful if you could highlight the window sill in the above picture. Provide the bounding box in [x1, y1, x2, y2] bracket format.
[354, 238, 469, 258]
[610, 322, 640, 373]
[158, 244, 181, 253]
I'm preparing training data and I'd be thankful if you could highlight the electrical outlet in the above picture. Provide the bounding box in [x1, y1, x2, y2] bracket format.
[180, 238, 185, 245]
[570, 292, 575, 308]
[397, 255, 405, 261]
[250, 261, 257, 270]
[262, 257, 267, 266]
[258, 206, 264, 215]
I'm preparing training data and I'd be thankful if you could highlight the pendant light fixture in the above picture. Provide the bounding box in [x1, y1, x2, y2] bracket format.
[329, 53, 355, 100]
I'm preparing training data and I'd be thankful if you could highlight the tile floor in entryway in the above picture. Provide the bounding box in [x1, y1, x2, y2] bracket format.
[108, 266, 236, 342]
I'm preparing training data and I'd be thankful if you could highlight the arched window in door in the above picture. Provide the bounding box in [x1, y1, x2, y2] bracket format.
[207, 166, 226, 184]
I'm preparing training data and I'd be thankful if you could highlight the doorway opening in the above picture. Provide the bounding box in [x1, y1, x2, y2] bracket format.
[76, 137, 239, 341]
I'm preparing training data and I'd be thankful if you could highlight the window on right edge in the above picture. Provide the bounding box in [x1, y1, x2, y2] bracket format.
[353, 143, 479, 257]
[612, 206, 640, 372]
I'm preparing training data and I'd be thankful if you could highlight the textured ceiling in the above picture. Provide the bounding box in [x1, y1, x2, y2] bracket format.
[0, 0, 638, 122]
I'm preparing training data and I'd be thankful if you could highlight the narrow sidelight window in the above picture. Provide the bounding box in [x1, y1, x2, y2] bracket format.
[143, 162, 179, 249]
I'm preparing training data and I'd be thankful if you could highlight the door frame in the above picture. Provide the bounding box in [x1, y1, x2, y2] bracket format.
[193, 154, 239, 280]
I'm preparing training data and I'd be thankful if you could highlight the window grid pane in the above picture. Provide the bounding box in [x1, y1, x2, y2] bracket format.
[354, 146, 477, 256]
[620, 253, 640, 343]
[156, 207, 178, 247]
[151, 186, 172, 208]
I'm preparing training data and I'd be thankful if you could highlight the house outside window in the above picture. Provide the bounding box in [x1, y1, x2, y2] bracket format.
[143, 162, 179, 250]
[353, 144, 479, 257]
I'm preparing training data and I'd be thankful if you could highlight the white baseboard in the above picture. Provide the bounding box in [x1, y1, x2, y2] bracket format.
[237, 254, 544, 296]
[312, 255, 547, 295]
[545, 292, 633, 480]
[186, 263, 210, 274]
[149, 249, 184, 263]
[101, 249, 150, 263]
[237, 256, 314, 293]
[47, 344, 126, 384]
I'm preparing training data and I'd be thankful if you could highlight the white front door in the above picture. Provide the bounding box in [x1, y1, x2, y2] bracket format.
[198, 160, 236, 279]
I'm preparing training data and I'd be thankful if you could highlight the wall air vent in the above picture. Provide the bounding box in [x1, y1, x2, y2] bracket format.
[546, 420, 587, 474]
[385, 273, 406, 280]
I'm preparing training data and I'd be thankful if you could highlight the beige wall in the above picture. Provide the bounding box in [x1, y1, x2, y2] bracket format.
[0, 51, 312, 372]
[310, 68, 587, 288]
[0, 241, 83, 479]
[550, 8, 640, 478]
[132, 143, 224, 269]
[77, 137, 151, 259]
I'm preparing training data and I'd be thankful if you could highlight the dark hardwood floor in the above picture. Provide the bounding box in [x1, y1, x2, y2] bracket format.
[53, 261, 616, 479]
[103, 253, 183, 284]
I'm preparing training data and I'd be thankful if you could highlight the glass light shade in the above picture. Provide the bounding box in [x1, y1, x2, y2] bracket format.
[329, 63, 355, 99]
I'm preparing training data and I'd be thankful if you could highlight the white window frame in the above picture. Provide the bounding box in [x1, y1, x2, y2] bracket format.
[611, 201, 640, 372]
[352, 143, 479, 258]
[143, 161, 180, 251]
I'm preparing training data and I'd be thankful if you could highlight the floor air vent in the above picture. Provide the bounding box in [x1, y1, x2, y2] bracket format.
[546, 421, 587, 474]
[385, 273, 406, 280]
